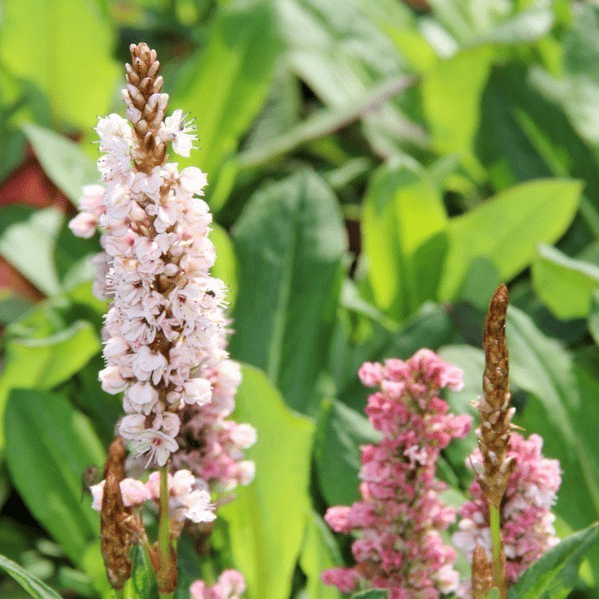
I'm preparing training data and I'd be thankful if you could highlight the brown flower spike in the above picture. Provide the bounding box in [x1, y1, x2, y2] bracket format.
[471, 544, 493, 599]
[476, 284, 516, 509]
[100, 437, 144, 590]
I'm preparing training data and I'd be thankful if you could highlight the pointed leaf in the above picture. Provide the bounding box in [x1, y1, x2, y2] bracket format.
[173, 0, 279, 193]
[509, 524, 599, 599]
[22, 123, 98, 205]
[0, 206, 63, 295]
[230, 171, 346, 413]
[5, 390, 105, 567]
[439, 179, 583, 300]
[361, 160, 447, 319]
[219, 365, 315, 599]
[299, 512, 343, 599]
[532, 244, 599, 319]
[0, 554, 62, 599]
[315, 399, 380, 506]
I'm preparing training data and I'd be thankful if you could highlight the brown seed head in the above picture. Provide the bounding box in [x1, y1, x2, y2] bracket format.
[471, 544, 493, 599]
[100, 437, 143, 590]
[476, 284, 515, 508]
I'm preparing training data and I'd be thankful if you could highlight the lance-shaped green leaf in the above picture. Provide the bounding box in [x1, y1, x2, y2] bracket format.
[0, 0, 119, 129]
[439, 179, 583, 301]
[299, 512, 343, 599]
[315, 399, 380, 506]
[361, 159, 447, 320]
[230, 170, 346, 414]
[422, 45, 495, 178]
[0, 554, 62, 599]
[0, 205, 63, 296]
[172, 0, 280, 192]
[5, 390, 105, 567]
[22, 123, 98, 205]
[0, 319, 101, 449]
[507, 306, 599, 576]
[509, 524, 599, 599]
[218, 365, 315, 599]
[532, 244, 599, 319]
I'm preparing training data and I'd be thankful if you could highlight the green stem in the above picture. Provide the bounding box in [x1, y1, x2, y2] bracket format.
[489, 504, 507, 599]
[158, 465, 174, 599]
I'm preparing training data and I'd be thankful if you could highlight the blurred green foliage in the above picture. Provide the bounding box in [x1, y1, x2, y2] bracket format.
[2, 0, 599, 598]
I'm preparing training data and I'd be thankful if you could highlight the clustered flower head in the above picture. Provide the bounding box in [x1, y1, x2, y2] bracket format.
[321, 349, 472, 599]
[453, 433, 561, 589]
[70, 43, 251, 595]
[69, 42, 256, 480]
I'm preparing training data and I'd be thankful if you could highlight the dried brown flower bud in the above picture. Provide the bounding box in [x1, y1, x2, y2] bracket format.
[100, 437, 142, 590]
[471, 544, 494, 599]
[476, 284, 515, 509]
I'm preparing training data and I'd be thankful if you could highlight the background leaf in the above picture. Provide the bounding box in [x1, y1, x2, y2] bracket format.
[0, 0, 119, 129]
[0, 554, 62, 599]
[0, 319, 101, 449]
[230, 170, 347, 414]
[509, 524, 599, 599]
[4, 390, 105, 567]
[22, 123, 98, 205]
[439, 179, 583, 300]
[218, 365, 315, 599]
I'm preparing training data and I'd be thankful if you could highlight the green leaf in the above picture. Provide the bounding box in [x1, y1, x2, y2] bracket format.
[0, 0, 119, 129]
[230, 171, 346, 414]
[299, 512, 343, 599]
[588, 292, 599, 347]
[560, 5, 599, 145]
[477, 65, 599, 202]
[219, 365, 315, 599]
[22, 124, 98, 205]
[361, 159, 447, 320]
[509, 523, 599, 599]
[173, 0, 280, 199]
[0, 205, 63, 296]
[0, 319, 101, 449]
[5, 390, 104, 567]
[0, 554, 62, 599]
[532, 244, 599, 319]
[422, 45, 495, 178]
[210, 223, 238, 310]
[439, 179, 583, 300]
[507, 306, 599, 576]
[314, 399, 380, 506]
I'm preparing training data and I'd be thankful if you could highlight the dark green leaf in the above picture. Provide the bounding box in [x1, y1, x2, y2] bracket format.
[509, 524, 599, 599]
[0, 554, 62, 599]
[5, 390, 104, 567]
[230, 171, 346, 414]
[315, 399, 380, 506]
